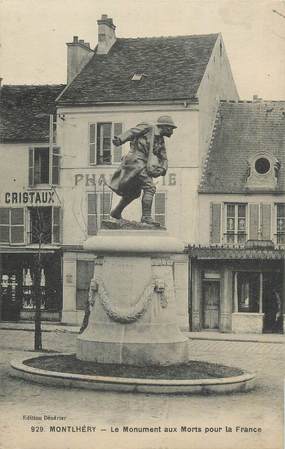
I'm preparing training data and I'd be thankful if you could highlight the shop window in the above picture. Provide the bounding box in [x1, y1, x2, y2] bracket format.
[21, 255, 62, 312]
[153, 192, 166, 227]
[29, 147, 60, 186]
[276, 203, 285, 244]
[29, 207, 61, 244]
[225, 203, 247, 244]
[89, 122, 123, 165]
[87, 192, 112, 235]
[0, 208, 25, 244]
[237, 272, 260, 313]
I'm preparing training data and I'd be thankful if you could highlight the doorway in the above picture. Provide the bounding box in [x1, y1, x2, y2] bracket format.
[202, 281, 220, 329]
[263, 273, 283, 333]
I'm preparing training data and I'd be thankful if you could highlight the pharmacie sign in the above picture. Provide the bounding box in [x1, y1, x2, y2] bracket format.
[3, 190, 57, 206]
[74, 172, 177, 187]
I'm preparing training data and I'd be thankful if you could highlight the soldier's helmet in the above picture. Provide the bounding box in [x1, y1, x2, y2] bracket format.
[156, 115, 177, 129]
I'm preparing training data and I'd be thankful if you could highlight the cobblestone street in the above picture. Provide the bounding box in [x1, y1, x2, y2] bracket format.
[0, 329, 284, 449]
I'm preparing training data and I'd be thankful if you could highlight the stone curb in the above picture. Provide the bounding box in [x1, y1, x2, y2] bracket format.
[10, 353, 256, 395]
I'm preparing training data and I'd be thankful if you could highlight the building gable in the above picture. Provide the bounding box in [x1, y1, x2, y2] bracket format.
[0, 84, 65, 143]
[199, 100, 285, 193]
[57, 34, 219, 105]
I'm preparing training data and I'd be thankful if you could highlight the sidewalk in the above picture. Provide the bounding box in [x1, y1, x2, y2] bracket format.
[0, 321, 284, 343]
[185, 331, 285, 344]
[0, 321, 79, 333]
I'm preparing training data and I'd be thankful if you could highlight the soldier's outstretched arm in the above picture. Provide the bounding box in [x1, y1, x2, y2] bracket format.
[113, 123, 152, 145]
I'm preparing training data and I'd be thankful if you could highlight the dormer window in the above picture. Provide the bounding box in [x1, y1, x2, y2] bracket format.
[255, 157, 270, 174]
[246, 152, 280, 192]
[131, 73, 147, 81]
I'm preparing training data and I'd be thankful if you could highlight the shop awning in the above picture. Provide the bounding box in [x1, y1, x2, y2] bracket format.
[189, 245, 284, 260]
[0, 245, 61, 254]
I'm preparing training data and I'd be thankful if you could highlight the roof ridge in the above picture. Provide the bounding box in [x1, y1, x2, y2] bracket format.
[116, 33, 219, 41]
[199, 104, 222, 189]
[2, 84, 65, 88]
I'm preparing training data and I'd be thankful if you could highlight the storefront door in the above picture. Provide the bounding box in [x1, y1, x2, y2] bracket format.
[263, 273, 283, 333]
[203, 281, 220, 329]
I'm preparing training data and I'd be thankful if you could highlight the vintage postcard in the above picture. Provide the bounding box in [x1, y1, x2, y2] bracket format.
[0, 1, 284, 448]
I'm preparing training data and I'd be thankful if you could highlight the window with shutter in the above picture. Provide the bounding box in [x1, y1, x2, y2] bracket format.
[28, 148, 34, 187]
[89, 122, 123, 165]
[154, 192, 166, 227]
[10, 208, 24, 244]
[0, 208, 25, 244]
[100, 192, 112, 224]
[89, 124, 96, 165]
[113, 123, 123, 163]
[260, 204, 271, 240]
[97, 123, 112, 165]
[87, 193, 97, 236]
[30, 207, 52, 244]
[28, 147, 60, 185]
[276, 204, 285, 244]
[249, 203, 273, 241]
[87, 192, 112, 235]
[34, 148, 49, 184]
[224, 203, 247, 244]
[52, 207, 61, 243]
[52, 147, 60, 185]
[249, 204, 259, 240]
[210, 203, 221, 243]
[0, 209, 10, 243]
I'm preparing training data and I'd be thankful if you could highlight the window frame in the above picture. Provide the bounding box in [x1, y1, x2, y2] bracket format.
[276, 203, 285, 244]
[88, 122, 123, 166]
[223, 203, 247, 244]
[28, 206, 62, 245]
[87, 191, 112, 236]
[0, 208, 25, 245]
[153, 191, 167, 227]
[28, 145, 60, 187]
[236, 271, 260, 313]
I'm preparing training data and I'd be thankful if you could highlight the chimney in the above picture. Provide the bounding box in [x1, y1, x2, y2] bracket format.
[253, 94, 262, 103]
[97, 14, 116, 55]
[66, 35, 94, 84]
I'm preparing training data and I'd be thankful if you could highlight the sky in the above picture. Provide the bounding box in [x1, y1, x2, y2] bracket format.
[0, 0, 285, 100]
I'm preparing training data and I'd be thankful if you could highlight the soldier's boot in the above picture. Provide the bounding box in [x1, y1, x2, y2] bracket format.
[110, 196, 134, 220]
[141, 191, 161, 227]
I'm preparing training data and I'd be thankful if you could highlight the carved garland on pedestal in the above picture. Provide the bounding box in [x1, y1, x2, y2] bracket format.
[93, 277, 170, 323]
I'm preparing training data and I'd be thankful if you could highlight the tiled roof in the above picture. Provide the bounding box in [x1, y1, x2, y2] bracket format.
[0, 84, 65, 143]
[199, 101, 285, 193]
[57, 34, 218, 105]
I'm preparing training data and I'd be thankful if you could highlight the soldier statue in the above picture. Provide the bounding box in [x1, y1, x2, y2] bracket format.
[109, 115, 177, 226]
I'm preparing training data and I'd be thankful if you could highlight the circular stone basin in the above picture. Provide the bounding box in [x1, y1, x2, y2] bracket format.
[10, 353, 255, 395]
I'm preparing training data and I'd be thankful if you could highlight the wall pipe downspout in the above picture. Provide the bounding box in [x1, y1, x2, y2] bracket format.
[188, 250, 193, 331]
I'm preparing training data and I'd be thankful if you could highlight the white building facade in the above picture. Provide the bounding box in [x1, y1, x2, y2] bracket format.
[55, 15, 239, 326]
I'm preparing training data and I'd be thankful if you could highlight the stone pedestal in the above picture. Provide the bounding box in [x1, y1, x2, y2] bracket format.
[77, 230, 189, 366]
